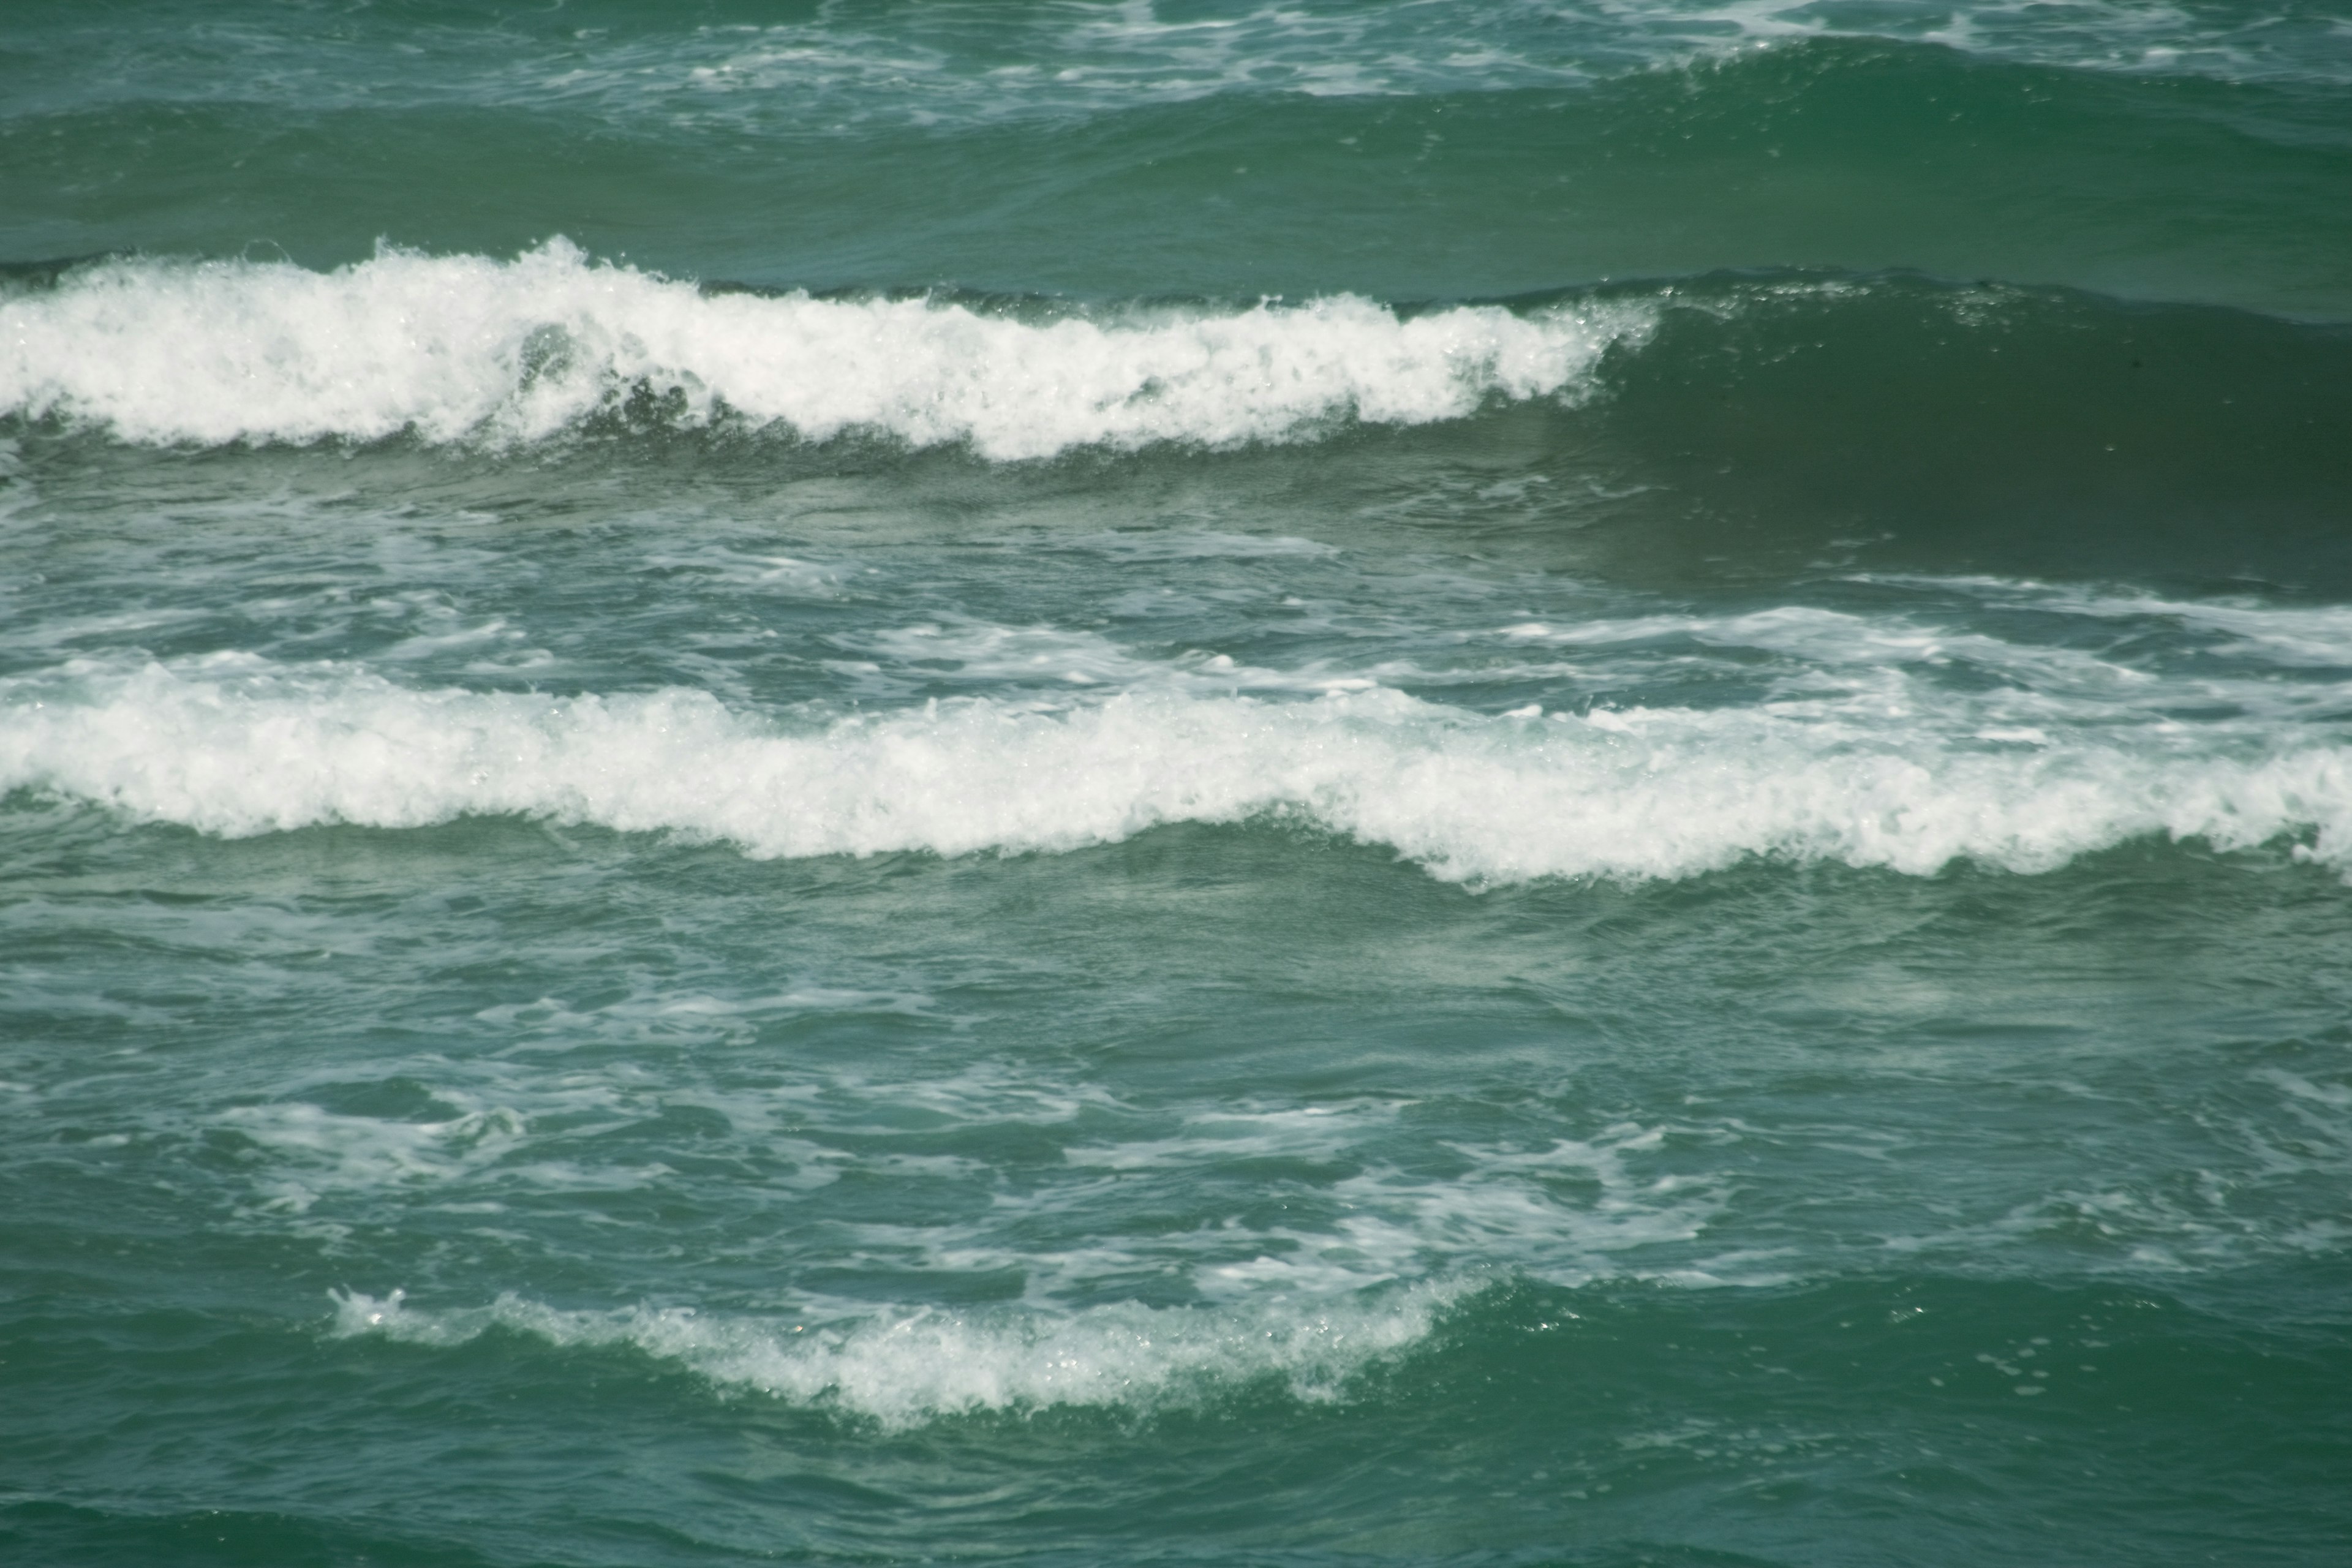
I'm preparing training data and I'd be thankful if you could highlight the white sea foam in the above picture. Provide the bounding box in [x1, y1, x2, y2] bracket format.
[224, 1098, 530, 1203]
[0, 243, 1646, 458]
[1965, 581, 2352, 669]
[9, 651, 2352, 883]
[328, 1282, 1457, 1425]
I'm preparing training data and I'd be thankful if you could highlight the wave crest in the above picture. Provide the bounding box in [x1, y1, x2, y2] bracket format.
[0, 241, 1646, 457]
[328, 1285, 1453, 1426]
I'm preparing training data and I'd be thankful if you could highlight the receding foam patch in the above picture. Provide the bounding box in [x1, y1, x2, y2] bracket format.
[8, 652, 2352, 883]
[328, 1284, 1458, 1426]
[0, 241, 1649, 457]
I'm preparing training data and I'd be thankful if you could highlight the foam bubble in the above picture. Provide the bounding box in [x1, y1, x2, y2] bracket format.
[0, 242, 1646, 458]
[328, 1283, 1457, 1426]
[9, 652, 2352, 884]
[222, 1099, 528, 1202]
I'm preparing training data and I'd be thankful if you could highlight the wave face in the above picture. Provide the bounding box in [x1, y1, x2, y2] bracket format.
[8, 247, 2347, 518]
[0, 244, 1644, 455]
[9, 34, 2350, 318]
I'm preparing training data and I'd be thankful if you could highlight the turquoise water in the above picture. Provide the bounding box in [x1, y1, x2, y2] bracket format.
[4, 4, 2351, 1565]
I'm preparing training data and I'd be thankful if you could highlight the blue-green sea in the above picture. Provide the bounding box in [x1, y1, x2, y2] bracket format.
[4, 4, 2351, 1565]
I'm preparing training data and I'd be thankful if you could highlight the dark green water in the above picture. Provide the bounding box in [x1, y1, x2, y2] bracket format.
[4, 4, 2351, 1565]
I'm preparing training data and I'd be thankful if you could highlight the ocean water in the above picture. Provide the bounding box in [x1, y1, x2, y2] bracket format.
[4, 4, 2351, 1566]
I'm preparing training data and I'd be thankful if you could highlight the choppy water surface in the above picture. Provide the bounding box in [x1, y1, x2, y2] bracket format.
[4, 4, 2350, 1566]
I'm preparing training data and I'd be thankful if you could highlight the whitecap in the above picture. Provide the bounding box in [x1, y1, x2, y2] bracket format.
[327, 1281, 1461, 1427]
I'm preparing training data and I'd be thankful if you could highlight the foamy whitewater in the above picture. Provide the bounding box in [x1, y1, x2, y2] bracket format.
[9, 647, 2352, 882]
[0, 243, 1644, 456]
[7, 4, 2351, 1566]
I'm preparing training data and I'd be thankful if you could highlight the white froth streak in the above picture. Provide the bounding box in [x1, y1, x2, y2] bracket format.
[9, 655, 2352, 883]
[0, 241, 1645, 457]
[329, 1285, 1453, 1424]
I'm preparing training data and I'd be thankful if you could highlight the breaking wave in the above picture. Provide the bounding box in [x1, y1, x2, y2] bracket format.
[329, 1284, 1457, 1427]
[8, 651, 2352, 884]
[0, 241, 1647, 458]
